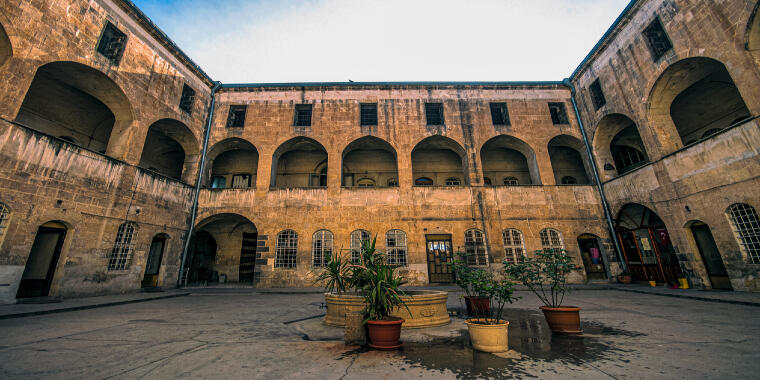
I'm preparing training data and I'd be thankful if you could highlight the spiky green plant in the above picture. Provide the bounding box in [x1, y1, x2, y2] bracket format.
[312, 250, 351, 295]
[351, 236, 409, 321]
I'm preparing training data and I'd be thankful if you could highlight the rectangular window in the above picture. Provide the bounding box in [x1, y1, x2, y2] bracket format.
[643, 17, 673, 61]
[231, 174, 251, 188]
[294, 104, 312, 126]
[360, 103, 378, 126]
[226, 105, 247, 128]
[425, 103, 444, 125]
[96, 22, 127, 65]
[548, 102, 569, 125]
[589, 79, 606, 110]
[490, 102, 510, 126]
[179, 84, 195, 114]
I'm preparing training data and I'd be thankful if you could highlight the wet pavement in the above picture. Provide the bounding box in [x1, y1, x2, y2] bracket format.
[0, 289, 758, 379]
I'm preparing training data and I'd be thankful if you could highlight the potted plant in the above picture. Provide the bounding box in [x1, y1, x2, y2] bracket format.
[312, 249, 351, 295]
[504, 249, 582, 334]
[449, 251, 491, 316]
[465, 276, 519, 353]
[617, 270, 632, 284]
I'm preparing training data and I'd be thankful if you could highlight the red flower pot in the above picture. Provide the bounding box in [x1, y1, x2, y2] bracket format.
[540, 306, 582, 334]
[464, 296, 490, 316]
[366, 317, 404, 349]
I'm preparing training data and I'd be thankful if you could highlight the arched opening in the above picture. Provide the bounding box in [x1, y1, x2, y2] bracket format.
[615, 204, 682, 284]
[548, 135, 591, 185]
[412, 135, 467, 186]
[206, 138, 259, 189]
[15, 61, 132, 157]
[686, 220, 732, 290]
[480, 135, 540, 185]
[271, 137, 328, 188]
[189, 213, 257, 284]
[341, 136, 398, 187]
[138, 119, 199, 181]
[16, 221, 68, 298]
[0, 22, 11, 67]
[142, 233, 168, 288]
[648, 57, 751, 148]
[577, 233, 608, 281]
[747, 2, 760, 51]
[593, 114, 649, 177]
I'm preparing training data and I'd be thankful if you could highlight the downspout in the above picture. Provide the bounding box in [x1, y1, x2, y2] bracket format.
[178, 81, 222, 287]
[562, 78, 627, 273]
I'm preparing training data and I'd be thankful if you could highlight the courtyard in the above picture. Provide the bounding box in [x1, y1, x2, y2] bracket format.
[0, 288, 758, 379]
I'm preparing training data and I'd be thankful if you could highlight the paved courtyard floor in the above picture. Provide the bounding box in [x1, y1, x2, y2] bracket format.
[0, 289, 758, 379]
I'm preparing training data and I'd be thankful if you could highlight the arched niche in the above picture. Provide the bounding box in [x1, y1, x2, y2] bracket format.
[205, 138, 259, 189]
[271, 136, 328, 188]
[547, 135, 591, 185]
[411, 135, 467, 186]
[15, 61, 133, 157]
[593, 114, 649, 178]
[191, 213, 257, 284]
[341, 136, 398, 187]
[480, 135, 540, 185]
[138, 119, 199, 182]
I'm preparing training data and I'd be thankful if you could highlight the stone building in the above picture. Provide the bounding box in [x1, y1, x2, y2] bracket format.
[0, 0, 758, 303]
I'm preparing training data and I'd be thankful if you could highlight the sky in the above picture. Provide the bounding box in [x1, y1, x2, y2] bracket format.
[131, 0, 632, 83]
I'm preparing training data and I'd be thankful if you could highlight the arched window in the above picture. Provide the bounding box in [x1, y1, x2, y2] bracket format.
[503, 177, 518, 186]
[356, 178, 375, 187]
[415, 177, 433, 186]
[0, 202, 10, 247]
[445, 177, 461, 186]
[387, 178, 398, 187]
[561, 176, 577, 185]
[386, 229, 407, 266]
[108, 222, 137, 270]
[350, 229, 371, 264]
[502, 229, 525, 263]
[539, 228, 564, 252]
[312, 230, 333, 267]
[464, 229, 488, 266]
[727, 203, 760, 264]
[275, 230, 298, 268]
[483, 177, 492, 186]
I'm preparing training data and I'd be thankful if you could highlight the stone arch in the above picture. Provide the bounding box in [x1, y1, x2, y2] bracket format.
[411, 135, 468, 186]
[191, 213, 257, 284]
[480, 135, 541, 185]
[14, 61, 133, 158]
[593, 113, 649, 179]
[0, 21, 11, 68]
[547, 135, 591, 185]
[746, 1, 760, 51]
[205, 138, 259, 188]
[341, 136, 398, 187]
[271, 136, 328, 188]
[138, 118, 199, 182]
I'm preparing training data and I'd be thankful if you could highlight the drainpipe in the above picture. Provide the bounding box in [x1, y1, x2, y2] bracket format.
[178, 81, 223, 287]
[562, 78, 627, 273]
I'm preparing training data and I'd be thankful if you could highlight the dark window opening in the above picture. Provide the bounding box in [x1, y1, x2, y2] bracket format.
[589, 79, 606, 110]
[294, 104, 312, 127]
[387, 178, 398, 187]
[643, 17, 673, 61]
[611, 145, 647, 175]
[425, 103, 444, 125]
[490, 103, 510, 126]
[503, 177, 519, 186]
[561, 176, 577, 185]
[360, 103, 378, 126]
[548, 102, 569, 125]
[483, 177, 492, 186]
[179, 84, 195, 114]
[445, 177, 461, 186]
[96, 22, 127, 65]
[210, 176, 226, 189]
[415, 177, 433, 186]
[226, 105, 247, 128]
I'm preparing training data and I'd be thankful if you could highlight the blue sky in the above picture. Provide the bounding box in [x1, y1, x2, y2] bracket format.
[132, 0, 631, 83]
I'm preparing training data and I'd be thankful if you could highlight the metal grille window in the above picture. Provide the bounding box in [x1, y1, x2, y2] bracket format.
[108, 222, 137, 270]
[445, 177, 461, 186]
[387, 178, 398, 187]
[275, 230, 298, 268]
[231, 174, 251, 188]
[611, 145, 647, 174]
[589, 79, 606, 110]
[561, 176, 577, 185]
[360, 103, 378, 126]
[548, 102, 569, 125]
[312, 230, 333, 267]
[490, 103, 510, 126]
[350, 229, 371, 264]
[465, 229, 488, 266]
[540, 228, 564, 252]
[415, 177, 433, 186]
[727, 203, 760, 264]
[179, 84, 195, 114]
[294, 104, 313, 127]
[357, 178, 375, 187]
[643, 17, 672, 61]
[503, 177, 519, 186]
[502, 229, 525, 263]
[0, 203, 10, 246]
[386, 229, 407, 266]
[425, 103, 444, 125]
[226, 105, 247, 128]
[96, 22, 127, 65]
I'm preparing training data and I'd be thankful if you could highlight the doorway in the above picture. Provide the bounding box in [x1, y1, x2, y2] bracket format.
[16, 222, 67, 298]
[425, 234, 454, 283]
[142, 234, 166, 288]
[239, 232, 258, 283]
[690, 222, 732, 290]
[577, 234, 607, 281]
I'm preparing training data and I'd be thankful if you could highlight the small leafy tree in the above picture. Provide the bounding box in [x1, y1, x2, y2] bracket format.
[504, 249, 579, 308]
[449, 251, 475, 297]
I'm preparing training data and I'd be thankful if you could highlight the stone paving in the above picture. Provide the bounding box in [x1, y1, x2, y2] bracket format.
[0, 289, 758, 379]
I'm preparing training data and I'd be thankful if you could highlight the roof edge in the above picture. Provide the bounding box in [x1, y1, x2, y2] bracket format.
[221, 81, 567, 89]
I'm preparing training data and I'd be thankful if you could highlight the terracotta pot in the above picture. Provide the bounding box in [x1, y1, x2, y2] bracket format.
[366, 317, 404, 349]
[618, 274, 632, 284]
[540, 306, 582, 334]
[464, 296, 490, 316]
[466, 318, 509, 353]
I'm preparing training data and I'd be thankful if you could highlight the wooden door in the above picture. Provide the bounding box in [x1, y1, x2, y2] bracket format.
[426, 234, 454, 283]
[239, 232, 258, 283]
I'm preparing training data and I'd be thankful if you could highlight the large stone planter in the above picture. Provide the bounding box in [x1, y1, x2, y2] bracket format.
[324, 290, 450, 328]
